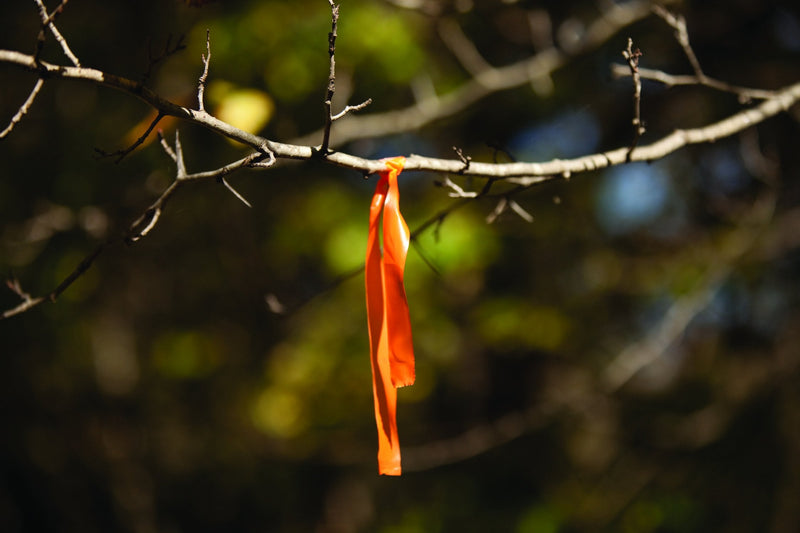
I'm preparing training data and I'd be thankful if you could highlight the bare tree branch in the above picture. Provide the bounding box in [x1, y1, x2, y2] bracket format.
[2, 0, 800, 321]
[1, 66, 798, 321]
[2, 48, 797, 181]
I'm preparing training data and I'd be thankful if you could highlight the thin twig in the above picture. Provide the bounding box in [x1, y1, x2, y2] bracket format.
[33, 0, 80, 67]
[437, 17, 491, 76]
[320, 0, 340, 154]
[158, 130, 178, 162]
[622, 38, 645, 161]
[40, 0, 69, 26]
[197, 30, 211, 112]
[0, 78, 44, 138]
[141, 34, 187, 85]
[2, 294, 46, 320]
[331, 98, 372, 121]
[438, 176, 478, 198]
[1, 240, 109, 320]
[95, 111, 165, 162]
[652, 5, 703, 79]
[486, 197, 507, 224]
[611, 64, 778, 100]
[508, 199, 534, 222]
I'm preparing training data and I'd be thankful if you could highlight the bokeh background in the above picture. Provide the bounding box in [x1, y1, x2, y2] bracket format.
[2, 0, 800, 531]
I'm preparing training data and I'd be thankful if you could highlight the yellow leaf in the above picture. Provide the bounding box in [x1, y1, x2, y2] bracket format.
[210, 81, 274, 136]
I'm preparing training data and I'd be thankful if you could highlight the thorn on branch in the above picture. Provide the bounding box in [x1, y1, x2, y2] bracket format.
[158, 130, 178, 162]
[436, 176, 477, 198]
[486, 197, 534, 224]
[486, 197, 507, 224]
[508, 199, 534, 222]
[174, 130, 187, 178]
[452, 145, 472, 173]
[158, 129, 188, 179]
[197, 29, 211, 112]
[219, 177, 253, 208]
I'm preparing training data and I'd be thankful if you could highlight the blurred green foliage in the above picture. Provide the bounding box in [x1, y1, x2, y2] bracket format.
[2, 0, 800, 532]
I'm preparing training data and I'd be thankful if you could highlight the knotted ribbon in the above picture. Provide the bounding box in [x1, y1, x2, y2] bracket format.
[365, 156, 415, 476]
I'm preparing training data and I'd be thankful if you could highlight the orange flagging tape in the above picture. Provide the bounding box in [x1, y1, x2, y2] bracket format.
[365, 156, 415, 475]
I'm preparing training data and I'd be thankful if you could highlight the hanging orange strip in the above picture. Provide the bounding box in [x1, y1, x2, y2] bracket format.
[365, 156, 415, 476]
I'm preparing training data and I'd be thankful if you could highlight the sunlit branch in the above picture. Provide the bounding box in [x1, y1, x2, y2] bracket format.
[4, 47, 798, 181]
[197, 30, 211, 113]
[0, 77, 44, 139]
[34, 0, 80, 67]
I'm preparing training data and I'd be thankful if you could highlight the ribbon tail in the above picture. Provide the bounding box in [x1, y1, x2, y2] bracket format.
[365, 175, 402, 475]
